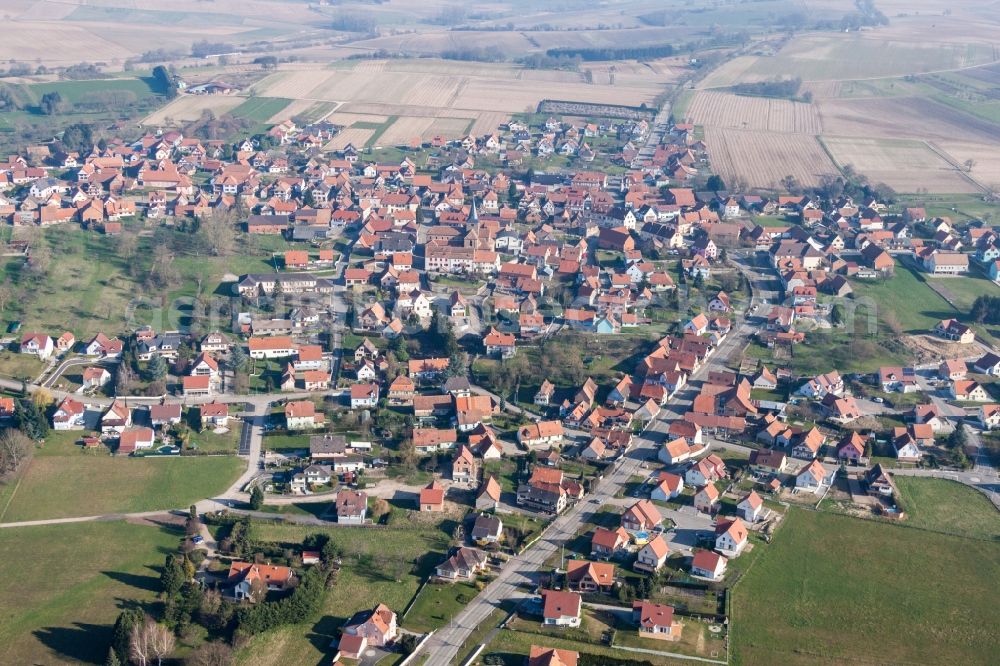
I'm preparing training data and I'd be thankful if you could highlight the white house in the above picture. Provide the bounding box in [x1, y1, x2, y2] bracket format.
[714, 518, 748, 557]
[795, 460, 831, 494]
[20, 332, 54, 360]
[736, 491, 764, 523]
[542, 589, 582, 628]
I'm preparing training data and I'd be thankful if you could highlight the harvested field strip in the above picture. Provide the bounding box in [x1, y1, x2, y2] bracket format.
[687, 91, 822, 133]
[821, 136, 979, 194]
[325, 127, 374, 151]
[704, 128, 837, 190]
[142, 94, 245, 125]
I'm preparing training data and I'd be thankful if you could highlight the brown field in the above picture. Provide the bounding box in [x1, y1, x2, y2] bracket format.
[704, 128, 838, 190]
[142, 95, 245, 125]
[819, 96, 1000, 144]
[325, 128, 374, 151]
[937, 141, 1000, 188]
[324, 112, 390, 126]
[685, 91, 822, 133]
[821, 137, 980, 193]
[2, 0, 321, 65]
[696, 56, 764, 89]
[427, 116, 473, 137]
[379, 117, 437, 146]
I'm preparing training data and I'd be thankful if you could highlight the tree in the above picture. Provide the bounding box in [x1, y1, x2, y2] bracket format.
[130, 618, 174, 666]
[160, 553, 186, 598]
[0, 429, 34, 476]
[60, 123, 94, 153]
[948, 425, 968, 450]
[111, 608, 144, 664]
[830, 303, 846, 326]
[189, 641, 234, 666]
[197, 208, 237, 257]
[229, 344, 248, 372]
[40, 91, 64, 115]
[147, 354, 167, 381]
[249, 485, 264, 510]
[116, 233, 138, 262]
[14, 398, 48, 441]
[705, 175, 726, 191]
[151, 65, 178, 98]
[104, 646, 122, 666]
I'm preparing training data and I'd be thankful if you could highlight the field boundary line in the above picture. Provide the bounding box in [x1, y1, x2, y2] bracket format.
[923, 140, 988, 194]
[0, 469, 25, 522]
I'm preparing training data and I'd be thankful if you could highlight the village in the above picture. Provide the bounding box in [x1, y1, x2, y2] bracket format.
[1, 88, 999, 666]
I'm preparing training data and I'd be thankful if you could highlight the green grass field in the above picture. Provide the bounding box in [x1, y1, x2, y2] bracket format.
[230, 97, 292, 122]
[236, 519, 454, 665]
[0, 455, 243, 522]
[894, 477, 1000, 540]
[850, 260, 958, 332]
[0, 520, 182, 665]
[923, 271, 1000, 313]
[402, 582, 478, 632]
[731, 508, 1000, 665]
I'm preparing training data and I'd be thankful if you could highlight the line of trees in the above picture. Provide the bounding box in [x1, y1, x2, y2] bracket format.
[730, 77, 803, 100]
[545, 44, 676, 61]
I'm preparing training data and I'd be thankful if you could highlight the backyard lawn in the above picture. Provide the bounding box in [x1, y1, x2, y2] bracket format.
[731, 508, 1000, 665]
[402, 582, 478, 632]
[236, 518, 455, 665]
[894, 476, 1000, 540]
[0, 520, 182, 665]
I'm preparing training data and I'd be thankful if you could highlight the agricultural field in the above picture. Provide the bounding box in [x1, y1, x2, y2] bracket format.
[0, 520, 184, 665]
[702, 128, 837, 189]
[141, 94, 244, 125]
[685, 91, 822, 134]
[249, 57, 676, 144]
[726, 33, 995, 84]
[821, 137, 979, 193]
[0, 0, 322, 65]
[731, 508, 1000, 666]
[229, 96, 292, 123]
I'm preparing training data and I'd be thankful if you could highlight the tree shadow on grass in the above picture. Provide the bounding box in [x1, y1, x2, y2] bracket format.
[102, 570, 161, 594]
[33, 622, 111, 664]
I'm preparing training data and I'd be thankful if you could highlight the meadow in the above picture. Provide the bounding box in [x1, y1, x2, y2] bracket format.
[0, 226, 284, 340]
[849, 261, 960, 333]
[893, 477, 1000, 540]
[0, 453, 243, 522]
[0, 520, 183, 665]
[731, 507, 1000, 665]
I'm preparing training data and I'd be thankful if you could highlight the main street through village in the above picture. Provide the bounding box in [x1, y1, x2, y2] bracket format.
[415, 257, 768, 665]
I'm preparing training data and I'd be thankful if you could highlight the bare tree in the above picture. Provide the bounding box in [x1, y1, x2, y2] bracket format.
[198, 209, 237, 257]
[129, 620, 152, 666]
[189, 642, 233, 666]
[116, 232, 139, 262]
[131, 618, 174, 666]
[0, 429, 34, 476]
[149, 622, 175, 666]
